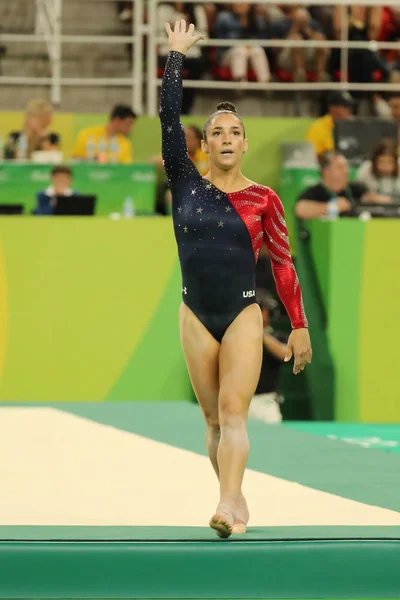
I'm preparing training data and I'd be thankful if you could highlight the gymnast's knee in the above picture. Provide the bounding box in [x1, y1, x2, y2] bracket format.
[218, 392, 248, 428]
[204, 412, 220, 432]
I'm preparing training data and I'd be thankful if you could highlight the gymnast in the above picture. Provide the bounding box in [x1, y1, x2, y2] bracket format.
[159, 19, 312, 538]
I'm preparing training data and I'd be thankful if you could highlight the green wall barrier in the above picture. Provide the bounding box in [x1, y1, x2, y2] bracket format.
[0, 163, 156, 215]
[306, 219, 400, 423]
[0, 217, 191, 402]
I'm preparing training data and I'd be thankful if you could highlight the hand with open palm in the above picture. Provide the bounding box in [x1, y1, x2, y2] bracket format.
[166, 19, 205, 55]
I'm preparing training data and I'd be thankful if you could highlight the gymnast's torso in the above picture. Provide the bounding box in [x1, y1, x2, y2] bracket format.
[160, 51, 307, 342]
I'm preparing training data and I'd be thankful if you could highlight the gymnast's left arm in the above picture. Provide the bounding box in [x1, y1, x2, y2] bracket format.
[262, 189, 312, 374]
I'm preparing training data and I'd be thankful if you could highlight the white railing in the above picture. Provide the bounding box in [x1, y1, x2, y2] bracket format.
[1, 0, 400, 114]
[146, 0, 400, 115]
[0, 0, 144, 114]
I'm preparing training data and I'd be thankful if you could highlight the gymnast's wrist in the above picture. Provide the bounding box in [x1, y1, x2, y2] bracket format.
[170, 47, 187, 56]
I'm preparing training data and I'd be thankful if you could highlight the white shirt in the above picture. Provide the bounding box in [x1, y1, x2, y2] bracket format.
[356, 161, 400, 198]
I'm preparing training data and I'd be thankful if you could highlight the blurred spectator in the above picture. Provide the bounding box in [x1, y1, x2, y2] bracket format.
[5, 99, 60, 160]
[158, 3, 208, 113]
[214, 3, 270, 85]
[330, 6, 399, 85]
[308, 5, 334, 38]
[184, 125, 209, 174]
[118, 1, 132, 22]
[248, 291, 287, 424]
[151, 125, 209, 215]
[374, 92, 400, 154]
[72, 104, 136, 164]
[295, 151, 367, 220]
[267, 6, 329, 82]
[33, 166, 77, 215]
[356, 139, 400, 204]
[149, 124, 208, 175]
[306, 90, 354, 157]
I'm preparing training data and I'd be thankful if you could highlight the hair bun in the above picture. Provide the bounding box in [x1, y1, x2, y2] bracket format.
[216, 102, 237, 114]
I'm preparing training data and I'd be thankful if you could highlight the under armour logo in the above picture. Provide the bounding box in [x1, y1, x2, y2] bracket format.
[182, 287, 187, 295]
[243, 290, 255, 298]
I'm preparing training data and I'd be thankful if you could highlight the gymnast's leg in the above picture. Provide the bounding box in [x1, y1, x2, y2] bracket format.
[179, 303, 221, 477]
[210, 304, 263, 538]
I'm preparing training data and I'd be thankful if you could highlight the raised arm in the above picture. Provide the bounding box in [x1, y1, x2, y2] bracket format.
[262, 189, 312, 373]
[159, 20, 204, 188]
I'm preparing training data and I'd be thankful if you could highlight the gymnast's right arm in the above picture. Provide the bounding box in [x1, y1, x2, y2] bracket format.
[159, 21, 204, 187]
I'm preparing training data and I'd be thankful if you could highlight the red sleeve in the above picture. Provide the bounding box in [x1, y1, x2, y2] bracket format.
[262, 189, 308, 329]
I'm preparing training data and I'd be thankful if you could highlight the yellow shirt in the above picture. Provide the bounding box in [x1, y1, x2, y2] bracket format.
[72, 124, 133, 164]
[192, 148, 208, 175]
[306, 114, 334, 157]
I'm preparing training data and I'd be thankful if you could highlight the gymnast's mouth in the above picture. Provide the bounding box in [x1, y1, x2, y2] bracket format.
[220, 150, 234, 155]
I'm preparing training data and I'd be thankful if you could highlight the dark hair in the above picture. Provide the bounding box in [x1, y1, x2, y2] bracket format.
[371, 139, 398, 178]
[51, 165, 72, 177]
[110, 104, 137, 120]
[203, 102, 245, 140]
[319, 150, 343, 170]
[185, 124, 202, 143]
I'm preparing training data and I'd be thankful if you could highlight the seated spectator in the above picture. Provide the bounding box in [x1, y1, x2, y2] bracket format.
[374, 92, 400, 154]
[72, 104, 136, 164]
[356, 139, 400, 204]
[5, 98, 60, 160]
[306, 90, 354, 157]
[149, 125, 208, 175]
[248, 291, 287, 424]
[295, 151, 368, 220]
[267, 6, 329, 82]
[330, 6, 399, 85]
[33, 166, 77, 215]
[117, 1, 132, 22]
[214, 3, 271, 85]
[151, 125, 209, 215]
[158, 3, 208, 113]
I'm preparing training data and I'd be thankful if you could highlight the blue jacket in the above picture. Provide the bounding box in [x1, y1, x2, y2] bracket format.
[33, 187, 77, 215]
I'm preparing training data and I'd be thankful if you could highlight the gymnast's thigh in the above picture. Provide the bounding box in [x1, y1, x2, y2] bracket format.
[179, 302, 220, 424]
[218, 304, 264, 416]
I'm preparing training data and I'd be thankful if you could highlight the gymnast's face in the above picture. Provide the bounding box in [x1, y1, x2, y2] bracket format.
[202, 113, 248, 171]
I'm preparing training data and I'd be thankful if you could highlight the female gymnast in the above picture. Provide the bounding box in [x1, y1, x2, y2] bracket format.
[160, 20, 312, 538]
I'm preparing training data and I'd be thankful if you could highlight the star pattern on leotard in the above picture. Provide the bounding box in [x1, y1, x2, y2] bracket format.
[196, 207, 203, 214]
[160, 51, 308, 331]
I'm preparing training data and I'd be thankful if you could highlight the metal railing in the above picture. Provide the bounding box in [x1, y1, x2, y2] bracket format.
[0, 0, 144, 114]
[1, 0, 400, 114]
[146, 0, 400, 116]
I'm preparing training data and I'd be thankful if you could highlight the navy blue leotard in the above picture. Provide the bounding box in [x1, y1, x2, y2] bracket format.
[160, 51, 307, 343]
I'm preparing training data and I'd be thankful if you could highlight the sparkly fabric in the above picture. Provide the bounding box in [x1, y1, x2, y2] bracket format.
[228, 187, 307, 330]
[159, 51, 307, 333]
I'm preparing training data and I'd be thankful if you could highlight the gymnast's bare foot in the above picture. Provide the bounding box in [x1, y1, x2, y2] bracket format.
[232, 493, 249, 534]
[209, 493, 238, 538]
[209, 512, 234, 538]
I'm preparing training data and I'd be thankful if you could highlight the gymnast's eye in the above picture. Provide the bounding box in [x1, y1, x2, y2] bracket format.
[212, 131, 220, 136]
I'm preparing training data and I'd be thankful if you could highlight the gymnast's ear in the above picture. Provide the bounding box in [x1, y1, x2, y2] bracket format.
[201, 138, 209, 154]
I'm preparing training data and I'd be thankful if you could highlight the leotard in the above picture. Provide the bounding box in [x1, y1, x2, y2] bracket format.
[160, 51, 307, 342]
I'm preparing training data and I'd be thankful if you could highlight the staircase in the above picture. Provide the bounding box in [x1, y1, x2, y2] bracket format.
[0, 0, 133, 112]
